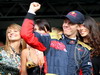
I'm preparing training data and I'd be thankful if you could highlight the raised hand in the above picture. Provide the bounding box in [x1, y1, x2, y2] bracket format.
[28, 2, 41, 14]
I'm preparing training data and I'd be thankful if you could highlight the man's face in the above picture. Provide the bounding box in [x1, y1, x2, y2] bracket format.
[62, 19, 79, 38]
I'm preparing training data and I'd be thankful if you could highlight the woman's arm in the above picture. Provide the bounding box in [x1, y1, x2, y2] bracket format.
[20, 49, 28, 75]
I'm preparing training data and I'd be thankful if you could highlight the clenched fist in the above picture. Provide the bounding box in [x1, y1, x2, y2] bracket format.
[28, 2, 41, 14]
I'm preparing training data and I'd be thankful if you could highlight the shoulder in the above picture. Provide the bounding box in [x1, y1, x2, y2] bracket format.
[0, 46, 4, 50]
[77, 40, 92, 51]
[49, 32, 61, 40]
[0, 46, 5, 54]
[21, 48, 29, 56]
[35, 32, 49, 36]
[21, 49, 29, 60]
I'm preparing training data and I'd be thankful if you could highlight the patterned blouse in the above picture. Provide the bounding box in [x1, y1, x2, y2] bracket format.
[0, 47, 20, 75]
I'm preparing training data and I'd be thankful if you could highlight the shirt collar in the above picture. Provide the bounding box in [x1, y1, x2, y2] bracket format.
[61, 34, 77, 44]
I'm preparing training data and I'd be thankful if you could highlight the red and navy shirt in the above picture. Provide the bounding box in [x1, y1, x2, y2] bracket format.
[21, 13, 93, 75]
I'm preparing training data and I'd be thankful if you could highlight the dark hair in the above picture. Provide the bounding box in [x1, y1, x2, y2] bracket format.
[83, 16, 100, 56]
[35, 19, 51, 32]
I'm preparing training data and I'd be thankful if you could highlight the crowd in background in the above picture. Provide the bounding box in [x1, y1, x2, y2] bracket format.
[0, 2, 100, 75]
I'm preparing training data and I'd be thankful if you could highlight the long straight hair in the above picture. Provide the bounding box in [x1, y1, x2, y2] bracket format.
[4, 23, 26, 51]
[83, 16, 100, 56]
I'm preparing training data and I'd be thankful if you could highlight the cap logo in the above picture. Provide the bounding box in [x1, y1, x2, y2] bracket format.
[68, 12, 77, 17]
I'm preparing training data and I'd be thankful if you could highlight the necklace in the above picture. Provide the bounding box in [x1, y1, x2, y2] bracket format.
[10, 46, 20, 56]
[10, 46, 21, 68]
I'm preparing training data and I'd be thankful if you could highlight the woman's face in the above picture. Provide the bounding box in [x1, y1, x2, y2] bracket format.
[78, 24, 89, 37]
[7, 28, 21, 41]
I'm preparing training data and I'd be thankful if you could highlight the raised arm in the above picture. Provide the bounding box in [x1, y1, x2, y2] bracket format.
[21, 2, 47, 51]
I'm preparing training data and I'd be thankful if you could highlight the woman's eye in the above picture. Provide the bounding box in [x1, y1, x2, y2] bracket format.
[14, 30, 18, 32]
[7, 31, 10, 33]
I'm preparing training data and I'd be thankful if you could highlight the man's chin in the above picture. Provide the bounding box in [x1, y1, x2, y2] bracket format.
[64, 33, 71, 36]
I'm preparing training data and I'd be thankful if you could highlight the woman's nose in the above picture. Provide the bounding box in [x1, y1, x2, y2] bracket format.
[10, 31, 15, 35]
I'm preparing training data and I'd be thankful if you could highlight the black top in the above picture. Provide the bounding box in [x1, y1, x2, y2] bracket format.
[27, 66, 44, 75]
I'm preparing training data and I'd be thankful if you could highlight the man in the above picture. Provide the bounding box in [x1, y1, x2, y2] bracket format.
[21, 2, 92, 75]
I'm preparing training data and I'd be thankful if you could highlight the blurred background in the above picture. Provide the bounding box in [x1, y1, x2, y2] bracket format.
[0, 0, 100, 44]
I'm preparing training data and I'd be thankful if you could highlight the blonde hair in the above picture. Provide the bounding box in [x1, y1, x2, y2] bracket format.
[4, 23, 26, 51]
[51, 27, 62, 34]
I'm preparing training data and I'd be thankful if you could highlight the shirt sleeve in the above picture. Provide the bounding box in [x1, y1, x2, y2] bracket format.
[21, 13, 50, 51]
[81, 49, 93, 75]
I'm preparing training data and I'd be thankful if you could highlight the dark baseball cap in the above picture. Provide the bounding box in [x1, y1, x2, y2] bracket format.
[65, 10, 85, 24]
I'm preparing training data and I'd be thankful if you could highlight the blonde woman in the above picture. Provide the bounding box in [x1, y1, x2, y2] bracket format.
[0, 23, 26, 75]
